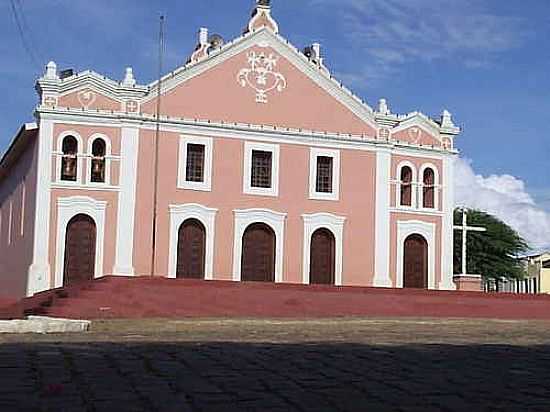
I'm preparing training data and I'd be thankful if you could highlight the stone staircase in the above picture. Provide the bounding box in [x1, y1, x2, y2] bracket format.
[3, 276, 550, 320]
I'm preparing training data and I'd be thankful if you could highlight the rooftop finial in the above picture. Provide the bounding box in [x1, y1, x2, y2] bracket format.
[378, 98, 391, 115]
[257, 0, 271, 8]
[246, 0, 278, 34]
[122, 67, 136, 87]
[441, 109, 454, 128]
[45, 61, 58, 80]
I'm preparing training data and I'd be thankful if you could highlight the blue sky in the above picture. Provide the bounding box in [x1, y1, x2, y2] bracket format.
[1, 0, 549, 246]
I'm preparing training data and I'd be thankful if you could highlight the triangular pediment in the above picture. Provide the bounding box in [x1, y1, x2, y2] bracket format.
[391, 114, 443, 147]
[141, 29, 377, 136]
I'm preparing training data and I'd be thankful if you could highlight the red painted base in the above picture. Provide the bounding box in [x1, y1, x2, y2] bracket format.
[4, 276, 550, 320]
[454, 275, 483, 292]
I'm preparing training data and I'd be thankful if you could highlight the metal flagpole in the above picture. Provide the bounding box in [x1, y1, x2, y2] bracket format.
[151, 15, 165, 277]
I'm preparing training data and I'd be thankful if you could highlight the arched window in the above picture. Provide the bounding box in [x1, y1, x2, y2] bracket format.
[400, 166, 413, 207]
[61, 136, 78, 181]
[90, 138, 106, 183]
[423, 168, 435, 209]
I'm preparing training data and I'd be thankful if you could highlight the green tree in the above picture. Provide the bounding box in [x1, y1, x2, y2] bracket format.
[454, 208, 529, 280]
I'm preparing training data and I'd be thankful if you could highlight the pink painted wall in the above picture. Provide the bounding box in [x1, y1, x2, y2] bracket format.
[133, 130, 378, 286]
[142, 46, 376, 137]
[0, 135, 39, 299]
[58, 90, 121, 112]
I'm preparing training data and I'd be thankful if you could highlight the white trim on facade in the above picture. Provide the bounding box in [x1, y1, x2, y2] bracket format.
[54, 196, 107, 289]
[85, 133, 113, 186]
[396, 220, 436, 290]
[113, 124, 139, 276]
[373, 149, 392, 287]
[168, 203, 218, 280]
[27, 119, 54, 296]
[243, 141, 280, 197]
[440, 155, 457, 290]
[395, 160, 418, 209]
[177, 135, 213, 192]
[301, 213, 346, 286]
[418, 163, 440, 212]
[232, 208, 287, 283]
[308, 148, 341, 201]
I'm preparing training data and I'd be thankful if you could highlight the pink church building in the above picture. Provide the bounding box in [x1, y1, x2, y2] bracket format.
[0, 1, 462, 299]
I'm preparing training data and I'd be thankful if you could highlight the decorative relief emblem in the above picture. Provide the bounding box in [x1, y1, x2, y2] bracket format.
[408, 127, 422, 144]
[442, 137, 452, 150]
[43, 95, 57, 108]
[125, 100, 139, 113]
[378, 128, 391, 141]
[77, 89, 97, 109]
[237, 51, 287, 104]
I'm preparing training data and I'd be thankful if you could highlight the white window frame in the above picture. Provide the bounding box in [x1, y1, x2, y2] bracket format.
[396, 220, 436, 290]
[178, 135, 213, 192]
[54, 196, 107, 289]
[243, 142, 280, 197]
[232, 208, 287, 283]
[85, 133, 113, 187]
[167, 203, 218, 280]
[309, 148, 340, 201]
[396, 161, 417, 209]
[55, 131, 84, 185]
[418, 163, 440, 212]
[302, 213, 346, 286]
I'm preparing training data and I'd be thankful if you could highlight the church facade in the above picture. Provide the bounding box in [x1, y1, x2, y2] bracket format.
[0, 1, 460, 299]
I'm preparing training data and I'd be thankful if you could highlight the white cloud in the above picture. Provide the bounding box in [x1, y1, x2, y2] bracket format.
[310, 0, 530, 85]
[454, 158, 550, 250]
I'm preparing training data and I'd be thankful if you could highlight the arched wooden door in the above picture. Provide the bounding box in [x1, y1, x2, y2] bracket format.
[403, 234, 428, 289]
[241, 223, 276, 282]
[63, 214, 96, 286]
[310, 228, 335, 285]
[176, 219, 206, 279]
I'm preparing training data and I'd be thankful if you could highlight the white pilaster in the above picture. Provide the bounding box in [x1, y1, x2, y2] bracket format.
[27, 118, 54, 296]
[439, 154, 456, 290]
[113, 124, 140, 275]
[373, 148, 392, 287]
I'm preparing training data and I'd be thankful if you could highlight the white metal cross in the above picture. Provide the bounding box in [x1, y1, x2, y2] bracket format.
[453, 209, 487, 275]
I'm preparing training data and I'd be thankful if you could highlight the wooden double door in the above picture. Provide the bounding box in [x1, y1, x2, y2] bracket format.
[310, 228, 336, 285]
[403, 234, 428, 289]
[177, 219, 206, 279]
[64, 214, 96, 286]
[241, 223, 276, 282]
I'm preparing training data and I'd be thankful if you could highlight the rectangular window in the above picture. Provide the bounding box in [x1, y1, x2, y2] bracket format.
[178, 136, 213, 192]
[185, 144, 205, 183]
[8, 201, 12, 245]
[316, 156, 333, 193]
[251, 150, 272, 189]
[309, 148, 340, 201]
[20, 181, 26, 236]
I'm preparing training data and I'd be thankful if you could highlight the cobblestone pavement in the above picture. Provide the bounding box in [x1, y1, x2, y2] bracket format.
[1, 319, 550, 411]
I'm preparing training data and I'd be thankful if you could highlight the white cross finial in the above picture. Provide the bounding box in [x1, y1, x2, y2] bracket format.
[453, 209, 487, 275]
[122, 67, 136, 87]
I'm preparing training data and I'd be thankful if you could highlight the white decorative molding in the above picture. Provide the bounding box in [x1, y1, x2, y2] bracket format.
[248, 4, 279, 34]
[237, 51, 287, 104]
[27, 119, 54, 296]
[232, 208, 287, 283]
[396, 220, 436, 290]
[395, 160, 418, 209]
[309, 147, 341, 202]
[301, 213, 346, 286]
[373, 149, 392, 287]
[440, 155, 457, 290]
[243, 141, 280, 197]
[54, 196, 107, 289]
[177, 135, 213, 192]
[113, 125, 139, 276]
[418, 162, 441, 212]
[168, 203, 218, 280]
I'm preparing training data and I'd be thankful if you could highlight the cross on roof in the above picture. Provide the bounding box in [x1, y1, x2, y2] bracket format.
[454, 209, 487, 275]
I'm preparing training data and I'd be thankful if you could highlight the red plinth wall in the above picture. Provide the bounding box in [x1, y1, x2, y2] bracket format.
[454, 275, 483, 292]
[2, 276, 550, 320]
